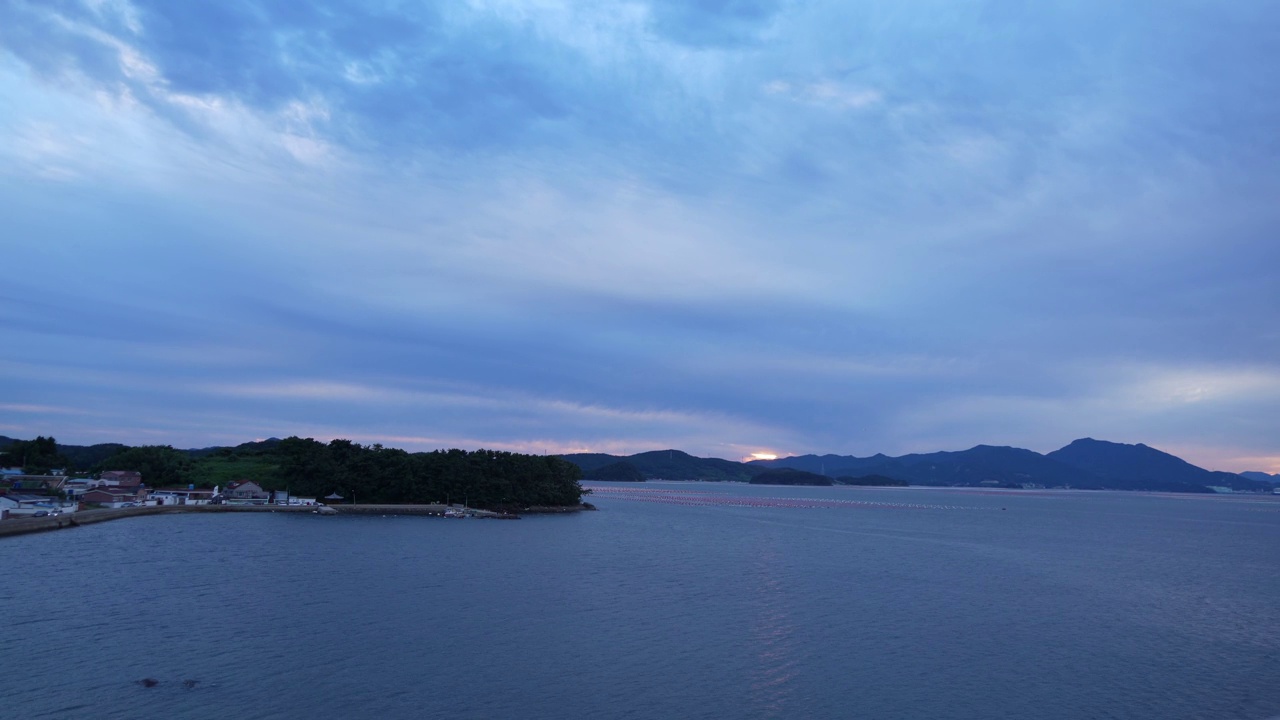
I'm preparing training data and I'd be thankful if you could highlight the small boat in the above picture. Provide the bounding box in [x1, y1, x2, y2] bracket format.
[444, 508, 467, 518]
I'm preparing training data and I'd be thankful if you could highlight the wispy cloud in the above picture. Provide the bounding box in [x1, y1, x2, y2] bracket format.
[2, 0, 1277, 472]
[765, 79, 883, 110]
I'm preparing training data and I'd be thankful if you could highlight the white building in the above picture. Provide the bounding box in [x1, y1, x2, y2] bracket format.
[0, 494, 63, 517]
[150, 488, 215, 506]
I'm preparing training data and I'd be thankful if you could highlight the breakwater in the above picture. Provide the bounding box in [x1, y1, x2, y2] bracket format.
[0, 504, 309, 538]
[0, 502, 593, 538]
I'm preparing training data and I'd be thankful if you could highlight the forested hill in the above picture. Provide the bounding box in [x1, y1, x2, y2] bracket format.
[1046, 438, 1267, 492]
[270, 438, 583, 508]
[749, 468, 832, 486]
[0, 435, 584, 508]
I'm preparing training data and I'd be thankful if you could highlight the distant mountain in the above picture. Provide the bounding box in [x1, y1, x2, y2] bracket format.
[5, 433, 1270, 495]
[898, 445, 1094, 488]
[559, 453, 623, 473]
[745, 452, 894, 477]
[756, 445, 1094, 489]
[755, 439, 1272, 494]
[1047, 438, 1267, 493]
[749, 468, 832, 486]
[60, 442, 131, 470]
[562, 449, 762, 482]
[582, 461, 645, 482]
[186, 438, 282, 458]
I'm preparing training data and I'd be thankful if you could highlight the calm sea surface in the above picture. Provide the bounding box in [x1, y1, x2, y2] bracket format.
[3, 483, 1279, 719]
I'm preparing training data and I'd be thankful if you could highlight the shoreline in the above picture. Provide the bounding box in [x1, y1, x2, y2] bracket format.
[0, 502, 595, 539]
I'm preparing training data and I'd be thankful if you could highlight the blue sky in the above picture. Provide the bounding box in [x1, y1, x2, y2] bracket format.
[2, 0, 1278, 472]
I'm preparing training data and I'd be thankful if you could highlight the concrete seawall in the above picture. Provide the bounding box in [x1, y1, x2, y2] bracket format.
[0, 504, 312, 538]
[0, 502, 588, 538]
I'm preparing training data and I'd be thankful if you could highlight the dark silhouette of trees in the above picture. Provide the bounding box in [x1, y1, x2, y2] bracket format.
[96, 445, 193, 487]
[1, 436, 70, 474]
[274, 438, 584, 507]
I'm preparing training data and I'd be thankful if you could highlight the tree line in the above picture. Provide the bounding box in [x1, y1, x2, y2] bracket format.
[2, 436, 585, 509]
[273, 438, 584, 508]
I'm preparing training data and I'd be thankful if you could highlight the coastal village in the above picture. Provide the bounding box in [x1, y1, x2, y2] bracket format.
[0, 463, 525, 536]
[0, 466, 319, 521]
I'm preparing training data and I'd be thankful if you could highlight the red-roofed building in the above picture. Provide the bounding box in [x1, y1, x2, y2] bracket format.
[83, 486, 148, 508]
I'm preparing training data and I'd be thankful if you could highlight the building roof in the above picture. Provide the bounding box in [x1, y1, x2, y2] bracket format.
[2, 475, 66, 488]
[1, 494, 55, 504]
[99, 470, 142, 486]
[84, 487, 144, 499]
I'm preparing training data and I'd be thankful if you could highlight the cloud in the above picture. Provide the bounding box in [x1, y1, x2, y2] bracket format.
[765, 79, 883, 110]
[1, 0, 1278, 473]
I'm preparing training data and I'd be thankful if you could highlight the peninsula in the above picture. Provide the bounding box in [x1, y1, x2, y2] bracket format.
[0, 435, 588, 524]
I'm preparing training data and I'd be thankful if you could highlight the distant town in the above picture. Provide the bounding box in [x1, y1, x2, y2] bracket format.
[0, 468, 318, 521]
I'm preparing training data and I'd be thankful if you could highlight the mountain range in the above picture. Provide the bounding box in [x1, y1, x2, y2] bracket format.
[2, 434, 1275, 494]
[564, 438, 1277, 493]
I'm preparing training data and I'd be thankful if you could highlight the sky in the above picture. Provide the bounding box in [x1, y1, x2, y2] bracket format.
[2, 0, 1278, 472]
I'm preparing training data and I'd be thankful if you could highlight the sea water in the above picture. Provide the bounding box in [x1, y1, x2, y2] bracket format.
[3, 483, 1278, 719]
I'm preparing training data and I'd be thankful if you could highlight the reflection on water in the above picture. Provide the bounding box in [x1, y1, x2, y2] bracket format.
[748, 545, 797, 717]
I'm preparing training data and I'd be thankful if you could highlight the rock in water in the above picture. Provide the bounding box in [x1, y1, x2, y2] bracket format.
[138, 678, 159, 688]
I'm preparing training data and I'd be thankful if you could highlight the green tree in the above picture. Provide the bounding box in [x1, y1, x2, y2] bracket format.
[1, 436, 69, 474]
[96, 445, 193, 487]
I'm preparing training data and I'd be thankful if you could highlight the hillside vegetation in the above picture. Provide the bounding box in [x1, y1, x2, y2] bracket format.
[2, 436, 584, 509]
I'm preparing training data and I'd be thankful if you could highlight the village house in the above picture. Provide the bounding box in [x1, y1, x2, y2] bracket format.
[96, 471, 143, 488]
[82, 486, 148, 508]
[150, 487, 215, 506]
[1, 474, 67, 495]
[225, 480, 269, 503]
[61, 477, 95, 499]
[0, 493, 63, 516]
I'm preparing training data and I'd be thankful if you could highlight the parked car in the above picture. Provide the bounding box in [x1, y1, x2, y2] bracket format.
[33, 510, 49, 518]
